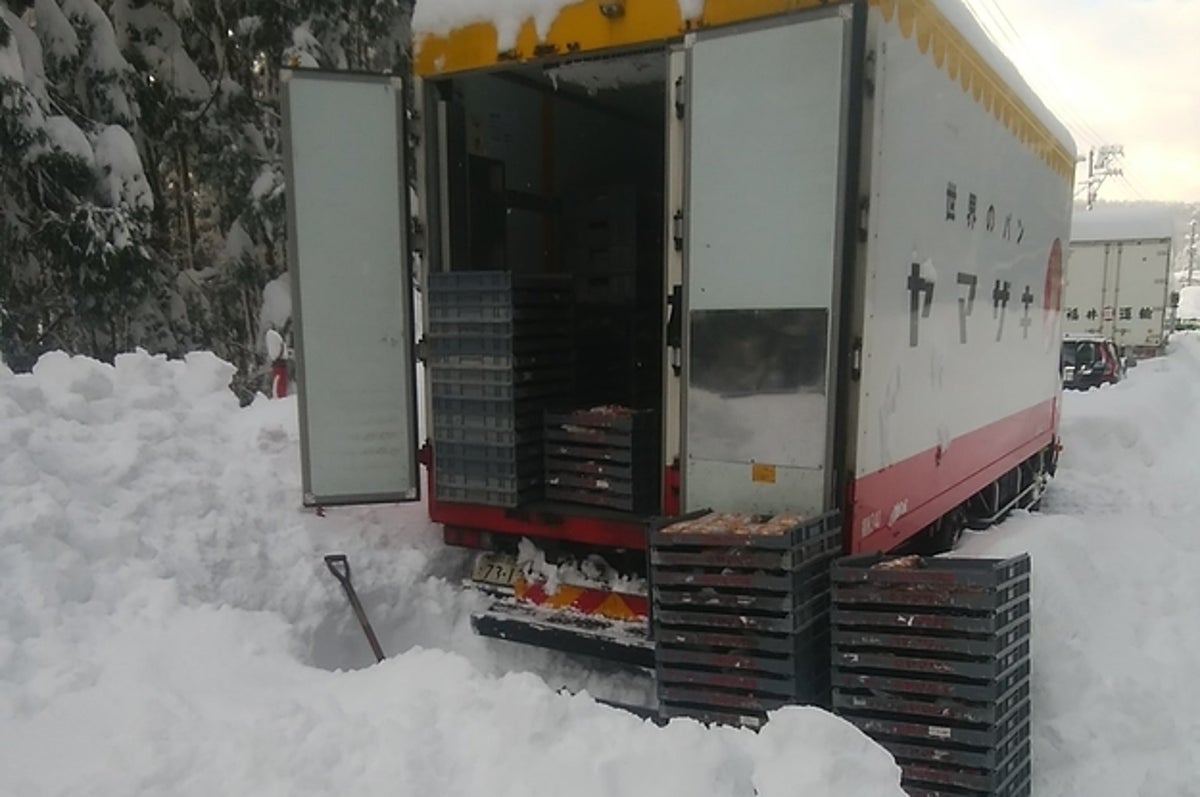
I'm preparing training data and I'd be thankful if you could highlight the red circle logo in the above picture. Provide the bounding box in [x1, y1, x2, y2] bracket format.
[1044, 238, 1063, 320]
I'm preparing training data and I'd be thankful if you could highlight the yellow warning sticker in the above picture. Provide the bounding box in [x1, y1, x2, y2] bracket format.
[752, 463, 777, 484]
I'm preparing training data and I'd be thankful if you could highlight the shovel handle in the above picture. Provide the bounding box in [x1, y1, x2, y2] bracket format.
[323, 553, 387, 664]
[324, 554, 351, 586]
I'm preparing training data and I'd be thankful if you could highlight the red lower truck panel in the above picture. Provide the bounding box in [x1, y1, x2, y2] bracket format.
[425, 399, 1058, 557]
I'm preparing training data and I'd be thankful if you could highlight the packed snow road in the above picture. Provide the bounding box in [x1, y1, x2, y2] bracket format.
[2, 338, 1199, 795]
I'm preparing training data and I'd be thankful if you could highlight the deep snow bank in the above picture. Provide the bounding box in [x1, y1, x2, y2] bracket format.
[958, 333, 1200, 795]
[0, 350, 904, 796]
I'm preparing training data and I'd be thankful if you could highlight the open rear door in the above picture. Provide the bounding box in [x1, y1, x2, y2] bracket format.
[282, 69, 420, 506]
[681, 8, 855, 516]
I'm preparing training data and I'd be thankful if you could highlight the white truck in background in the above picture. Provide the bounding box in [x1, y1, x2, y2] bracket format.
[1064, 206, 1175, 358]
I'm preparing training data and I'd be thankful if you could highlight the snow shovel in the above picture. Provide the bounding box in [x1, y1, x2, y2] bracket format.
[323, 554, 387, 663]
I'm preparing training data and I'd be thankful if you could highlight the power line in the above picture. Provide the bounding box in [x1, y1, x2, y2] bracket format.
[964, 0, 1157, 205]
[965, 0, 1105, 149]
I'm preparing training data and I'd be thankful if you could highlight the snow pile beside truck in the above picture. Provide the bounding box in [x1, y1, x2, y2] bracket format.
[0, 350, 906, 797]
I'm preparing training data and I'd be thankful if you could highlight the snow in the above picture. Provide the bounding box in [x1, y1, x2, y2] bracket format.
[954, 333, 1200, 795]
[259, 271, 292, 337]
[517, 538, 647, 596]
[0, 13, 23, 83]
[33, 0, 80, 65]
[6, 331, 1200, 793]
[3, 8, 49, 103]
[1177, 285, 1200, 321]
[41, 114, 95, 165]
[0, 349, 905, 797]
[93, 124, 153, 210]
[127, 6, 210, 102]
[1072, 204, 1177, 243]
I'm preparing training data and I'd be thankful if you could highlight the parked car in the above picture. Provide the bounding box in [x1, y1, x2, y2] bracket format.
[1062, 334, 1130, 390]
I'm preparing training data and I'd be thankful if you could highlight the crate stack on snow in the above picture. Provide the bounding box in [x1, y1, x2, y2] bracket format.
[543, 407, 658, 513]
[427, 271, 574, 507]
[831, 554, 1032, 797]
[648, 511, 842, 728]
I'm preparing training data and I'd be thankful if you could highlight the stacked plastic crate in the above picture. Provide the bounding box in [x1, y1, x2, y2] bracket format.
[831, 553, 1032, 797]
[427, 271, 574, 507]
[647, 510, 842, 729]
[543, 407, 658, 513]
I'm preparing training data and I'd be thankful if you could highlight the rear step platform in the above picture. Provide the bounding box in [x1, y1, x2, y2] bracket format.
[471, 599, 655, 669]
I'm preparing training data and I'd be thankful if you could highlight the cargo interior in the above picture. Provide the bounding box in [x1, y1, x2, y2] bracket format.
[426, 50, 668, 523]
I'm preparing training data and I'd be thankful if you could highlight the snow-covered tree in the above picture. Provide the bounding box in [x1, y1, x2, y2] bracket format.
[1, 0, 412, 395]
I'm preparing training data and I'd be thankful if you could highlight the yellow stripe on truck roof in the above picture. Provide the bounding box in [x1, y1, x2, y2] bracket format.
[414, 0, 1076, 182]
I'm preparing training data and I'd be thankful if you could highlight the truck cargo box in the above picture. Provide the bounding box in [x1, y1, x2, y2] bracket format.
[282, 0, 1075, 661]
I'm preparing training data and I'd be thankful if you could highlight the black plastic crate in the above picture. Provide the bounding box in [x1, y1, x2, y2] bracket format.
[833, 638, 1030, 683]
[432, 424, 541, 446]
[883, 720, 1030, 773]
[833, 620, 1031, 659]
[832, 577, 1030, 613]
[544, 440, 654, 464]
[428, 351, 576, 372]
[898, 740, 1030, 794]
[544, 407, 658, 434]
[544, 484, 656, 514]
[654, 625, 824, 656]
[832, 596, 1031, 637]
[434, 483, 541, 508]
[544, 454, 656, 482]
[834, 554, 1030, 590]
[432, 395, 563, 420]
[840, 697, 1029, 751]
[427, 270, 572, 295]
[655, 627, 830, 679]
[653, 579, 832, 615]
[428, 319, 574, 339]
[427, 335, 574, 358]
[658, 702, 770, 730]
[433, 440, 542, 464]
[430, 363, 574, 384]
[651, 511, 842, 551]
[431, 379, 571, 402]
[833, 676, 1030, 727]
[651, 541, 839, 593]
[656, 657, 826, 700]
[832, 658, 1031, 704]
[902, 758, 1032, 792]
[427, 303, 573, 323]
[657, 677, 829, 718]
[653, 589, 831, 635]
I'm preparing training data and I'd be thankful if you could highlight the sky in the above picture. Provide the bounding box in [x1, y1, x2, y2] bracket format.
[963, 0, 1199, 205]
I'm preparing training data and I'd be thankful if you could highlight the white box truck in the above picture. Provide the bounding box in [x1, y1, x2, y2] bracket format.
[1064, 205, 1175, 358]
[282, 0, 1075, 664]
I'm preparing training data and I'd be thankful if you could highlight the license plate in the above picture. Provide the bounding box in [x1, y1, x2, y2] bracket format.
[472, 552, 519, 588]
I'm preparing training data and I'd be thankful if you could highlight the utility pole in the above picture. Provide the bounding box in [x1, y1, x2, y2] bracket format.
[1188, 217, 1198, 287]
[1076, 145, 1125, 210]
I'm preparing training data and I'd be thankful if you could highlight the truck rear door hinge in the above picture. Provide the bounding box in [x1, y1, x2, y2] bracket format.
[410, 218, 425, 254]
[666, 285, 683, 376]
[672, 210, 685, 252]
[674, 76, 686, 120]
[850, 337, 863, 381]
[858, 197, 870, 242]
[415, 336, 429, 364]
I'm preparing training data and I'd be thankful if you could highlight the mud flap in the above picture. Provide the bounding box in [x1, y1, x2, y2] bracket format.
[471, 599, 654, 670]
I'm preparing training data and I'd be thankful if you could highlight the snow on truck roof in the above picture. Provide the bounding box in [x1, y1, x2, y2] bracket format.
[1071, 205, 1176, 244]
[412, 0, 1076, 179]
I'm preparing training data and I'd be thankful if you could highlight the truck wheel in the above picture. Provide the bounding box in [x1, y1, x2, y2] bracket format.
[910, 510, 965, 555]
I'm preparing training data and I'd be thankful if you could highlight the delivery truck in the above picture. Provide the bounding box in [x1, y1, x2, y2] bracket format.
[282, 0, 1076, 667]
[1063, 205, 1175, 358]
